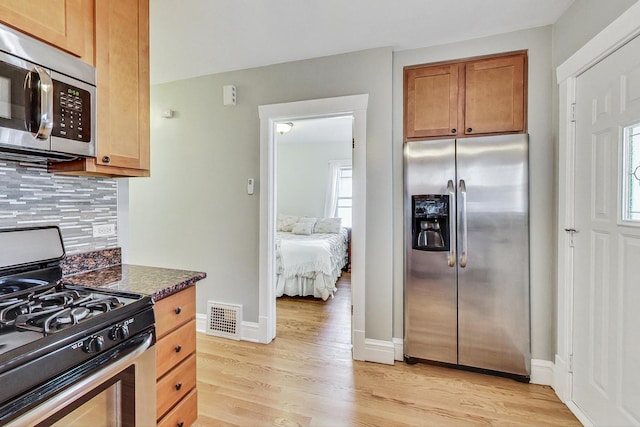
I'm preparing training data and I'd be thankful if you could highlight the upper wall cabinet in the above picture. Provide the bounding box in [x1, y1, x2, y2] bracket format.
[404, 64, 461, 139]
[404, 51, 527, 141]
[0, 0, 94, 63]
[49, 0, 150, 177]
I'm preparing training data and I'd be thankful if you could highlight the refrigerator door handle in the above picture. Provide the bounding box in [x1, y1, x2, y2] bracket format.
[459, 179, 468, 268]
[447, 179, 456, 267]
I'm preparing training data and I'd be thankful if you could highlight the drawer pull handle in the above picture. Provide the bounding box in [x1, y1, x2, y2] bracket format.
[175, 382, 182, 391]
[177, 422, 184, 427]
[175, 307, 182, 315]
[175, 345, 182, 353]
[467, 127, 473, 133]
[451, 128, 456, 133]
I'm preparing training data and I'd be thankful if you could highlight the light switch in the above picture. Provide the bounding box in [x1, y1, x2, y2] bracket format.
[247, 178, 254, 195]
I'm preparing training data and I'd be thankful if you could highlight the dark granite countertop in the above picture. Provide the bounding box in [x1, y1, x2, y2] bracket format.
[63, 264, 206, 301]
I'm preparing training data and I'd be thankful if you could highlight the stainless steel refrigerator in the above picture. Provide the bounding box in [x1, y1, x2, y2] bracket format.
[404, 134, 530, 380]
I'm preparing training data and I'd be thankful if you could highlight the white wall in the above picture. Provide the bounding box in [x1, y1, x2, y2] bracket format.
[126, 47, 393, 341]
[393, 26, 554, 361]
[277, 140, 351, 219]
[552, 0, 637, 67]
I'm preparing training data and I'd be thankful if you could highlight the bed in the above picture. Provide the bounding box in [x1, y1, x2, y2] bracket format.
[275, 227, 349, 300]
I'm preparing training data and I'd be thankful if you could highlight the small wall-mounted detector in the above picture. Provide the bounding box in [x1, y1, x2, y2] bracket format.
[162, 109, 174, 118]
[223, 85, 236, 106]
[247, 178, 255, 195]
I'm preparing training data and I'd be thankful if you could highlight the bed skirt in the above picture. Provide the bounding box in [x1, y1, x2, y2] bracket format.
[275, 265, 344, 300]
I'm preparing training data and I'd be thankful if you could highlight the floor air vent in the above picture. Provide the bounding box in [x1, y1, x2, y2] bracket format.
[206, 301, 242, 340]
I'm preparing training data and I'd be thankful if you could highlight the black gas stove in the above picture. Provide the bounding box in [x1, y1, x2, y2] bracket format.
[0, 226, 154, 424]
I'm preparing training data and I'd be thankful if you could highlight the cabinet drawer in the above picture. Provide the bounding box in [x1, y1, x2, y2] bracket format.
[157, 319, 196, 378]
[157, 354, 197, 419]
[157, 389, 198, 427]
[155, 286, 196, 338]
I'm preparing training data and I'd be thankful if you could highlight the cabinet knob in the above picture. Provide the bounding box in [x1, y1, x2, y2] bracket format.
[175, 344, 182, 353]
[467, 128, 473, 133]
[177, 422, 184, 427]
[175, 382, 182, 391]
[175, 306, 182, 315]
[102, 156, 111, 163]
[451, 128, 456, 133]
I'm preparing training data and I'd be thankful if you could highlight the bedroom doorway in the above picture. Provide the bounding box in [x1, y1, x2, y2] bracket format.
[274, 116, 353, 339]
[258, 95, 368, 360]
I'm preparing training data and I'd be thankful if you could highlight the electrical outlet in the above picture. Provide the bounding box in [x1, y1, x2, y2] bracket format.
[92, 223, 116, 238]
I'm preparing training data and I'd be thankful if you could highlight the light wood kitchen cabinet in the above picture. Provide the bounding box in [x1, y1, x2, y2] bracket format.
[155, 286, 198, 427]
[404, 63, 461, 140]
[404, 51, 527, 141]
[49, 0, 150, 177]
[0, 0, 94, 63]
[464, 54, 526, 135]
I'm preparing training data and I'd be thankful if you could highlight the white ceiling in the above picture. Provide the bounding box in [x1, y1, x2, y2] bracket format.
[149, 0, 574, 85]
[276, 116, 353, 145]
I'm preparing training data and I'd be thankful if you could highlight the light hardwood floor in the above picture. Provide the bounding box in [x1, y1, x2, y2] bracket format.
[194, 274, 579, 426]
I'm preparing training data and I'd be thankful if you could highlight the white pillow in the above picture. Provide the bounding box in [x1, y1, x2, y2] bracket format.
[277, 214, 299, 232]
[314, 217, 342, 233]
[292, 222, 314, 235]
[297, 217, 317, 225]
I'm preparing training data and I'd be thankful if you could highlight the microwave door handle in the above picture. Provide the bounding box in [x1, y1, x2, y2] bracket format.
[25, 66, 54, 140]
[447, 179, 456, 267]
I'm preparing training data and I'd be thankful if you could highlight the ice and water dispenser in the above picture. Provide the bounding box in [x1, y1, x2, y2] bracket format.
[411, 195, 450, 251]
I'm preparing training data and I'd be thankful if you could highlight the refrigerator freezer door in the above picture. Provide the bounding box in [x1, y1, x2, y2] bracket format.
[404, 139, 457, 364]
[456, 134, 530, 376]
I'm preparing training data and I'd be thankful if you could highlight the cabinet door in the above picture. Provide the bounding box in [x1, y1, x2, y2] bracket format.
[0, 0, 92, 60]
[404, 64, 460, 140]
[464, 54, 526, 135]
[95, 0, 149, 171]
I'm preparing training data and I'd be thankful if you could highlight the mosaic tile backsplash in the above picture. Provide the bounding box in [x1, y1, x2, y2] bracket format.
[0, 160, 118, 254]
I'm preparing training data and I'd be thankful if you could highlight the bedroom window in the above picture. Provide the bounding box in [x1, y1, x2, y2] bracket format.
[623, 123, 640, 222]
[325, 160, 353, 228]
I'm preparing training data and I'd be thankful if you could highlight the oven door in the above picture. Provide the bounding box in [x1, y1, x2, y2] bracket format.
[4, 330, 156, 427]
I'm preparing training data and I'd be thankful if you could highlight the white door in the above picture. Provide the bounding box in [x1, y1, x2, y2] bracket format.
[573, 33, 640, 426]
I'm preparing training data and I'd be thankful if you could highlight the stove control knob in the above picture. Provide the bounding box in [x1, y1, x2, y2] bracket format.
[109, 324, 130, 341]
[84, 335, 105, 353]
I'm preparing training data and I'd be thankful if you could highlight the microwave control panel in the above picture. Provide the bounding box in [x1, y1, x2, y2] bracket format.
[51, 80, 91, 142]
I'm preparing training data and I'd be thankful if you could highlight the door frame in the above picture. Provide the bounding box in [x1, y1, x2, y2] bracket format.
[257, 95, 368, 360]
[555, 2, 640, 421]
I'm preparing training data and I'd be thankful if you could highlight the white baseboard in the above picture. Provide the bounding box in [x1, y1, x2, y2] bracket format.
[196, 312, 260, 343]
[531, 359, 554, 386]
[196, 313, 206, 333]
[363, 338, 395, 365]
[241, 320, 261, 342]
[393, 337, 403, 361]
[351, 330, 394, 364]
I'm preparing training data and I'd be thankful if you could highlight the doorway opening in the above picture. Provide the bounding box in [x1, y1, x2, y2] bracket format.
[258, 95, 368, 360]
[274, 116, 353, 343]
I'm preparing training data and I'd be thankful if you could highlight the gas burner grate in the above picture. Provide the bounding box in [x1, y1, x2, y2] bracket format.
[0, 286, 125, 335]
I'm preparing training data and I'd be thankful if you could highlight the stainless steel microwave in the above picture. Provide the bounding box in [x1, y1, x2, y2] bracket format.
[0, 23, 96, 162]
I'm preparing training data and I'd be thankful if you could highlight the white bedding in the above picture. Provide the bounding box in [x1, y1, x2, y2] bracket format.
[275, 228, 348, 300]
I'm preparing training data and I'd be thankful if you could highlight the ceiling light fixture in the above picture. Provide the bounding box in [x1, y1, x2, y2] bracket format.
[276, 122, 293, 135]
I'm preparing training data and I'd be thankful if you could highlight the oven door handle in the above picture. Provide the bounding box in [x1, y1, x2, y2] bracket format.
[4, 331, 154, 427]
